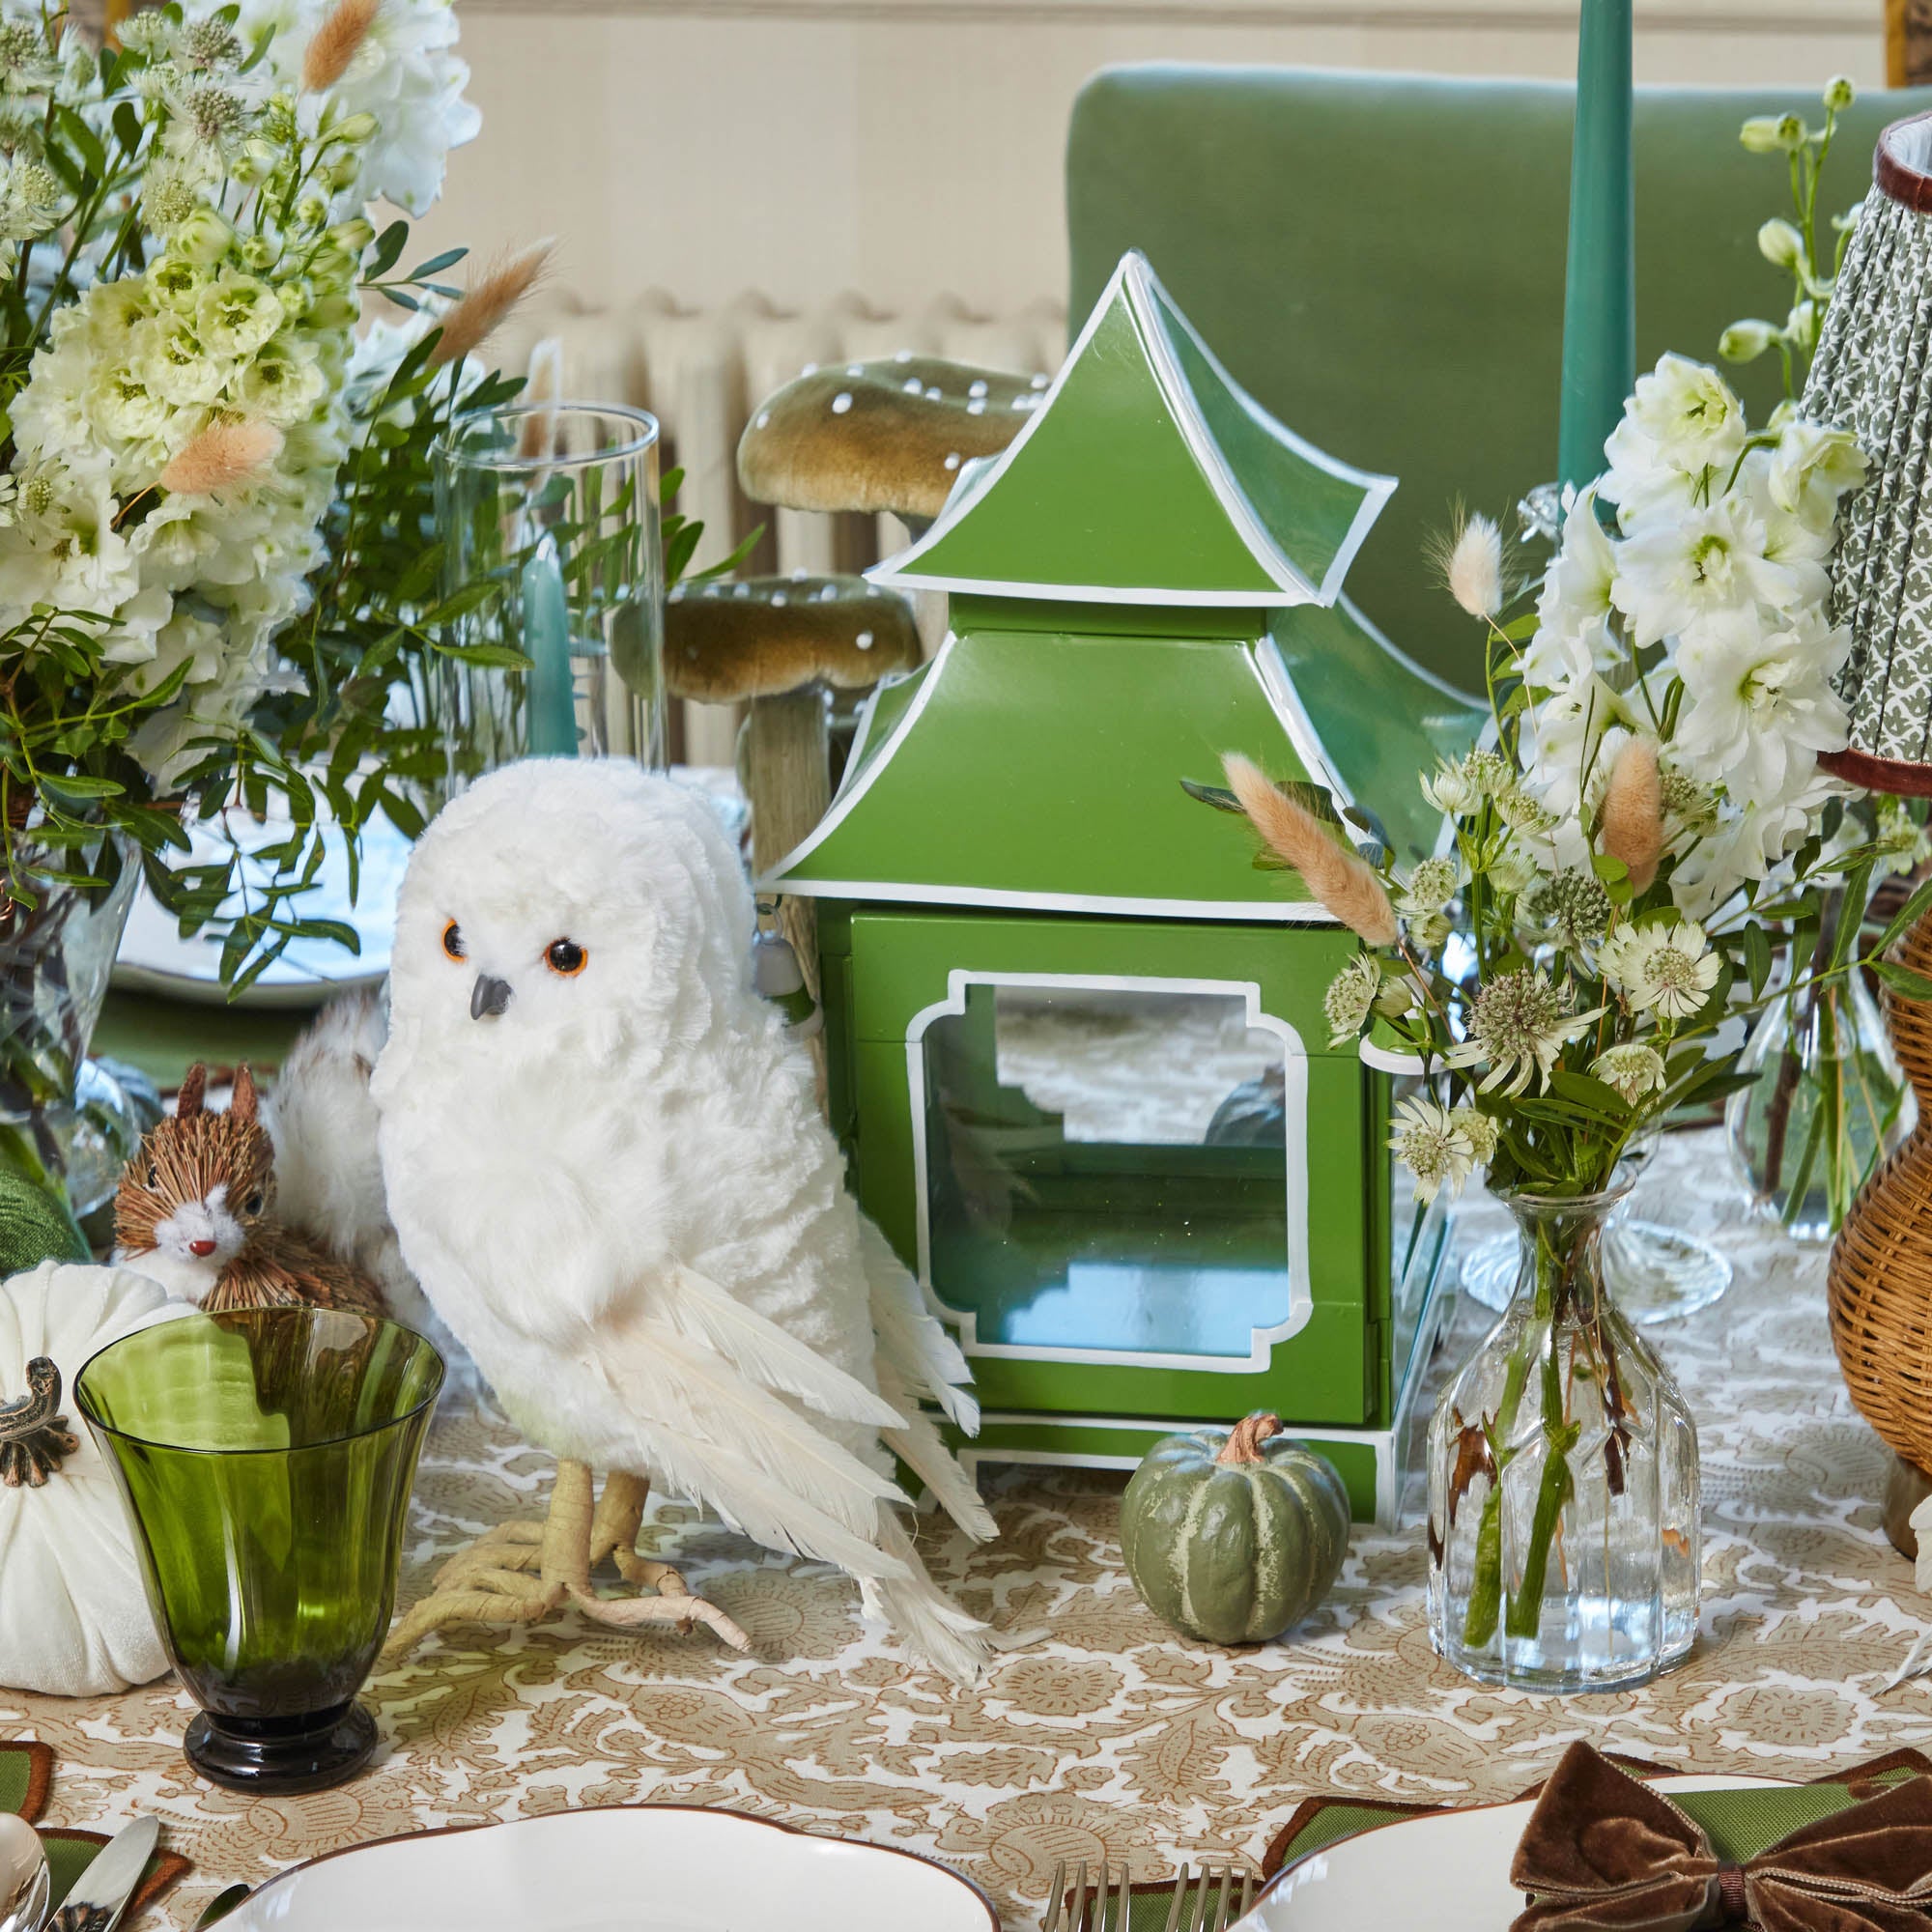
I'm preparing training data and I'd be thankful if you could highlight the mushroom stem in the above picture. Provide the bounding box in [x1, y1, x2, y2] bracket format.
[741, 687, 831, 1093]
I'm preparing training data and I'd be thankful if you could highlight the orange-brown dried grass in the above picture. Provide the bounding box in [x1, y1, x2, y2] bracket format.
[1600, 737, 1665, 894]
[158, 418, 285, 497]
[302, 0, 380, 93]
[1223, 753, 1398, 947]
[430, 240, 555, 368]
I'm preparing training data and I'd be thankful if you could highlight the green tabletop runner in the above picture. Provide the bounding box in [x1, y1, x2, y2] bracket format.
[1, 1737, 189, 1919]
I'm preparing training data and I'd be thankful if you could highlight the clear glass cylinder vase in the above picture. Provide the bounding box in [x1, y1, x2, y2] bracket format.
[429, 403, 665, 802]
[1725, 968, 1913, 1245]
[0, 832, 142, 1213]
[1427, 1182, 1700, 1692]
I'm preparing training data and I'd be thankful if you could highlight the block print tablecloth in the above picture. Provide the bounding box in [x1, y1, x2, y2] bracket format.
[9, 1129, 1932, 1930]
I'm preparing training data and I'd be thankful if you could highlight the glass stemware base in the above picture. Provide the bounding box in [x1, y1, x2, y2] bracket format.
[185, 1702, 378, 1795]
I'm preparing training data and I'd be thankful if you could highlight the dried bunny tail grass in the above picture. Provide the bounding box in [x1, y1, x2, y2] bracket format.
[430, 239, 556, 369]
[302, 0, 380, 92]
[159, 418, 285, 496]
[517, 336, 565, 461]
[1601, 736, 1665, 893]
[1223, 753, 1398, 947]
[1427, 503, 1507, 620]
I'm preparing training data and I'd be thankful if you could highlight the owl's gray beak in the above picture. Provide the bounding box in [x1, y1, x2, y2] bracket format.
[470, 974, 513, 1020]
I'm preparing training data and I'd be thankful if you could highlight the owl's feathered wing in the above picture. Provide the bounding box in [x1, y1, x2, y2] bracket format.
[624, 1247, 996, 1683]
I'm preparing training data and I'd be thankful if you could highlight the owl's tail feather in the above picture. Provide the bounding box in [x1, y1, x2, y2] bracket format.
[876, 1360, 997, 1545]
[861, 1510, 993, 1686]
[860, 1217, 980, 1435]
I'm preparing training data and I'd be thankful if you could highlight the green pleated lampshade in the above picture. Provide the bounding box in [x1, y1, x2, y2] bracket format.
[1804, 111, 1932, 795]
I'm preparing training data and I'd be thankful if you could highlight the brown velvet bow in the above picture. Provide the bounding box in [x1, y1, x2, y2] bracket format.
[1511, 1742, 1932, 1932]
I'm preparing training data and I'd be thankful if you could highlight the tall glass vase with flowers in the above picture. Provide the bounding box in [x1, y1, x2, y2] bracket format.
[1208, 353, 1925, 1690]
[0, 0, 566, 1201]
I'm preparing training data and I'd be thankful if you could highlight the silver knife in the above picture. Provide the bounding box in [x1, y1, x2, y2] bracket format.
[48, 1816, 160, 1932]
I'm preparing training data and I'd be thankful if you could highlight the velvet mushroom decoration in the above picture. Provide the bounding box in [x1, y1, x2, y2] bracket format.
[736, 355, 1048, 525]
[665, 572, 921, 1024]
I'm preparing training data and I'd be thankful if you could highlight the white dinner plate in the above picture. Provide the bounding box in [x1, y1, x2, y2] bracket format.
[1243, 1776, 1790, 1932]
[227, 1804, 999, 1932]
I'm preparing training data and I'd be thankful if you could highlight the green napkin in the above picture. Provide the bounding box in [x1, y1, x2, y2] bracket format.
[1, 1737, 189, 1918]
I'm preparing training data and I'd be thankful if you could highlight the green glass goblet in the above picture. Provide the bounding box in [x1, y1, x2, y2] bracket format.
[75, 1306, 443, 1795]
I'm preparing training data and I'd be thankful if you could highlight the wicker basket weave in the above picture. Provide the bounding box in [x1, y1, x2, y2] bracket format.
[1828, 907, 1932, 1471]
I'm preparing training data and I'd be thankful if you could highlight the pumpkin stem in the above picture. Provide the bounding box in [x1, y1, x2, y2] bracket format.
[0, 1356, 78, 1487]
[1215, 1411, 1282, 1465]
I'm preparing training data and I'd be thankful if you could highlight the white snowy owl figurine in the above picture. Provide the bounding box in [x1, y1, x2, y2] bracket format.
[373, 758, 996, 1682]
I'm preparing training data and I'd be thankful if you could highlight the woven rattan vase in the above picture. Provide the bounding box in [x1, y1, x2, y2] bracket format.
[1827, 914, 1932, 1482]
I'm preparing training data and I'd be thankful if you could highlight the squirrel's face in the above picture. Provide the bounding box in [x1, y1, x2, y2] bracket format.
[114, 1064, 275, 1270]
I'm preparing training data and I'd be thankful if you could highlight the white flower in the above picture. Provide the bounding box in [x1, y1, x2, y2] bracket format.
[1389, 1095, 1479, 1205]
[1611, 494, 1802, 647]
[1764, 416, 1866, 532]
[1398, 854, 1461, 918]
[1444, 968, 1605, 1096]
[1323, 954, 1381, 1048]
[1523, 490, 1621, 687]
[1671, 606, 1850, 808]
[1601, 920, 1719, 1021]
[1523, 673, 1632, 821]
[1591, 1042, 1667, 1103]
[1451, 1106, 1498, 1164]
[1668, 783, 1835, 921]
[1602, 354, 1747, 520]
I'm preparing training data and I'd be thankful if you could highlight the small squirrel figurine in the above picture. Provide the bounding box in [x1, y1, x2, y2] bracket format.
[113, 1064, 386, 1316]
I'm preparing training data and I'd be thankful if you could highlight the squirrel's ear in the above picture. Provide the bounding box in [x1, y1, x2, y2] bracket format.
[231, 1065, 259, 1123]
[177, 1065, 207, 1117]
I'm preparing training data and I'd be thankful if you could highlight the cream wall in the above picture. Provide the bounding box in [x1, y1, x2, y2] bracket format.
[419, 0, 1886, 322]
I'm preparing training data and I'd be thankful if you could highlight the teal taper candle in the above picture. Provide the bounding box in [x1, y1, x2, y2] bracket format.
[1557, 0, 1635, 488]
[521, 532, 578, 756]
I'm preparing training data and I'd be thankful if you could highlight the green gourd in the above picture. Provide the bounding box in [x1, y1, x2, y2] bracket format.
[0, 1170, 88, 1274]
[1121, 1412, 1350, 1645]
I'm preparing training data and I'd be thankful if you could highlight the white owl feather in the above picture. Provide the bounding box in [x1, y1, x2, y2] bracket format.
[372, 759, 994, 1681]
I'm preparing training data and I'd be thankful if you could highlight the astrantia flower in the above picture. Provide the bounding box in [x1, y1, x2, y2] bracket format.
[1488, 842, 1542, 897]
[1445, 968, 1605, 1096]
[1398, 855, 1461, 919]
[1389, 1095, 1478, 1205]
[1591, 1043, 1667, 1104]
[1524, 868, 1612, 952]
[1451, 1106, 1499, 1164]
[1323, 954, 1381, 1048]
[1660, 767, 1720, 835]
[1602, 921, 1719, 1021]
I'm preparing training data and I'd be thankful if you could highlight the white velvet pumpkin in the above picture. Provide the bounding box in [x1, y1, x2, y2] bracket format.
[0, 1261, 192, 1695]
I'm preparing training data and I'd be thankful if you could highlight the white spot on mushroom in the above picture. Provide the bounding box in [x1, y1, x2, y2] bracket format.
[773, 592, 788, 607]
[967, 400, 985, 415]
[969, 380, 988, 399]
[924, 386, 942, 401]
[791, 567, 809, 582]
[755, 411, 771, 429]
[894, 348, 913, 363]
[733, 582, 751, 599]
[1030, 373, 1049, 389]
[1010, 396, 1030, 410]
[802, 361, 818, 376]
[944, 452, 960, 470]
[903, 378, 923, 395]
[857, 631, 874, 650]
[832, 392, 853, 414]
[846, 363, 864, 376]
[819, 584, 838, 601]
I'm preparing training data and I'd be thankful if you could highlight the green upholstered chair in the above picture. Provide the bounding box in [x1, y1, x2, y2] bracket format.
[1065, 67, 1932, 694]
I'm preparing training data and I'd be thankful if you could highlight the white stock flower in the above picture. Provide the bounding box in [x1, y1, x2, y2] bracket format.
[1611, 494, 1801, 647]
[1671, 606, 1850, 808]
[1602, 354, 1747, 520]
[1601, 920, 1719, 1021]
[1523, 490, 1621, 687]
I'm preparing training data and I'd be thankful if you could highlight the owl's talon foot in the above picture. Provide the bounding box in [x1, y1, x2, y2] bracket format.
[568, 1580, 753, 1653]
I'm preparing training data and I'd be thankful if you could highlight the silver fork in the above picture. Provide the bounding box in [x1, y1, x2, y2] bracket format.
[1042, 1858, 1135, 1931]
[1161, 1862, 1257, 1932]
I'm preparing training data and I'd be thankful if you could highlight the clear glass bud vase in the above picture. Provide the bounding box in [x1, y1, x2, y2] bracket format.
[1726, 967, 1913, 1245]
[1427, 1181, 1700, 1692]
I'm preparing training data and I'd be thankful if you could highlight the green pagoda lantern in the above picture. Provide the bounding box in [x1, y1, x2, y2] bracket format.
[760, 252, 1484, 1521]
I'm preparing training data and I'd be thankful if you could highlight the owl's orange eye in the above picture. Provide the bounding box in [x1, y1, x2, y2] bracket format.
[442, 921, 466, 961]
[546, 938, 586, 977]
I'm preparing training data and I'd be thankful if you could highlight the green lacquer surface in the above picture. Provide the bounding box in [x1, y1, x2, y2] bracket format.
[773, 627, 1325, 911]
[77, 1309, 442, 1736]
[872, 254, 1388, 604]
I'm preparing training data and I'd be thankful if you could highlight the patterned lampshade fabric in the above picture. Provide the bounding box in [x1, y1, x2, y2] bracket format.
[1804, 111, 1932, 791]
